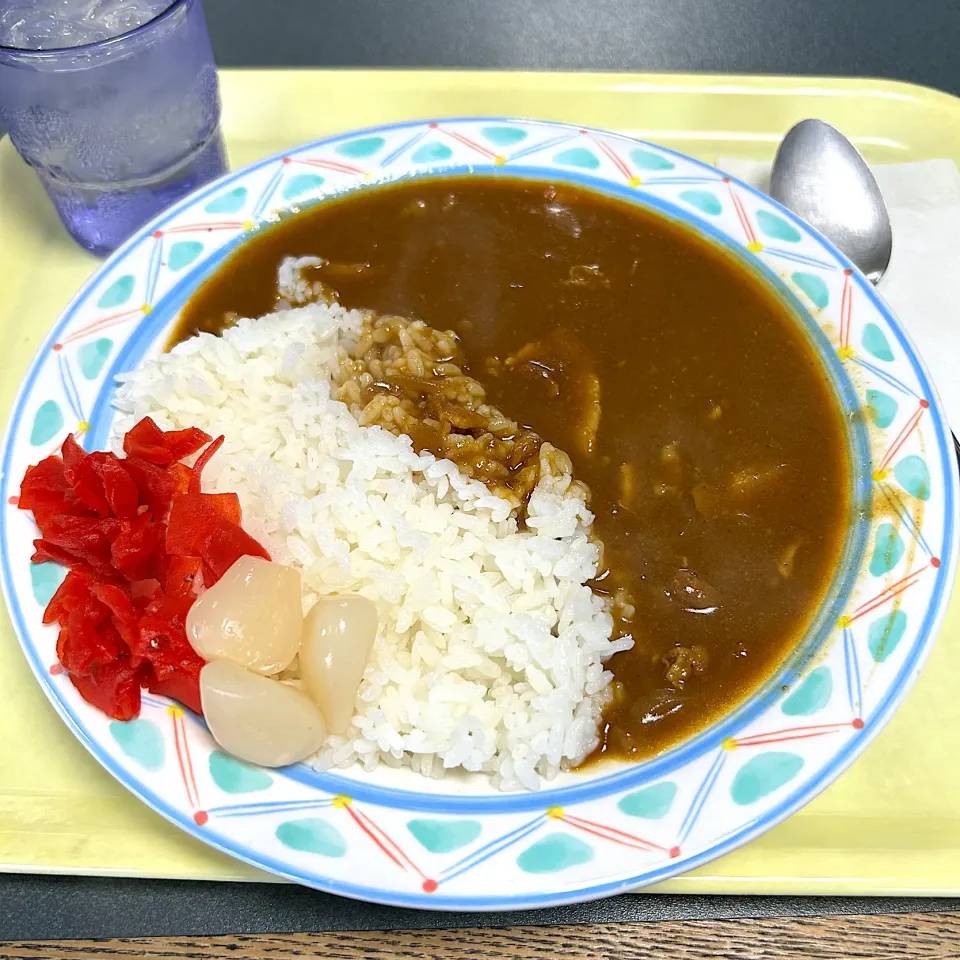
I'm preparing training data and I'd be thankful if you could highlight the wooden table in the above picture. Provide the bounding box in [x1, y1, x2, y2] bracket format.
[3, 913, 959, 959]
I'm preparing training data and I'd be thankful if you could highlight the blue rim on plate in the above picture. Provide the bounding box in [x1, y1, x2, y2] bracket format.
[1, 118, 956, 909]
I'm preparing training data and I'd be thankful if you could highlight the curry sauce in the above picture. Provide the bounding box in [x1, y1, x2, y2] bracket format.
[175, 176, 851, 763]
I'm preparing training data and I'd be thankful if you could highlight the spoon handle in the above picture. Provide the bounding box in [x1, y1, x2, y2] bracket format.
[954, 433, 960, 479]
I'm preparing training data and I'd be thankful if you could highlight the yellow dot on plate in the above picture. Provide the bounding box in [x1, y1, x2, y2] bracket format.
[746, 241, 764, 253]
[837, 345, 855, 360]
[332, 794, 352, 809]
[628, 176, 642, 188]
[837, 615, 852, 629]
[141, 304, 152, 315]
[76, 420, 90, 434]
[494, 155, 507, 166]
[872, 469, 887, 482]
[721, 737, 738, 752]
[546, 806, 564, 819]
[167, 704, 184, 718]
[242, 219, 255, 231]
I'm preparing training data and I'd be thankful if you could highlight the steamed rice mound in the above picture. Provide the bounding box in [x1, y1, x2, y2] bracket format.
[113, 296, 632, 791]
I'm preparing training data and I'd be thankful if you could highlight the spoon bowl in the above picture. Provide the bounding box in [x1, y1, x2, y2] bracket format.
[770, 119, 893, 283]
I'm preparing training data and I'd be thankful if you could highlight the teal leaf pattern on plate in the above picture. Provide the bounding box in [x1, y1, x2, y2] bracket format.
[894, 455, 931, 501]
[276, 818, 347, 857]
[481, 126, 528, 147]
[109, 718, 165, 771]
[30, 400, 62, 446]
[411, 142, 454, 164]
[782, 666, 832, 716]
[97, 274, 134, 309]
[869, 521, 905, 576]
[554, 147, 601, 170]
[282, 173, 325, 201]
[756, 210, 802, 243]
[617, 782, 677, 819]
[731, 752, 804, 805]
[679, 190, 722, 215]
[209, 750, 273, 794]
[407, 818, 482, 853]
[862, 322, 894, 361]
[866, 389, 898, 428]
[868, 608, 907, 663]
[792, 271, 830, 309]
[78, 338, 113, 380]
[30, 562, 66, 606]
[205, 186, 247, 215]
[167, 240, 204, 272]
[517, 834, 594, 873]
[336, 136, 385, 158]
[629, 148, 674, 171]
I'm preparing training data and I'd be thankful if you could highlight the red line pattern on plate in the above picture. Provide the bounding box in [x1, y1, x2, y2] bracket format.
[289, 157, 366, 176]
[57, 307, 146, 347]
[169, 706, 204, 821]
[162, 221, 246, 235]
[559, 812, 669, 854]
[839, 270, 853, 349]
[725, 180, 759, 246]
[432, 124, 500, 160]
[845, 560, 937, 624]
[341, 799, 434, 889]
[730, 720, 861, 749]
[592, 137, 633, 181]
[878, 400, 929, 471]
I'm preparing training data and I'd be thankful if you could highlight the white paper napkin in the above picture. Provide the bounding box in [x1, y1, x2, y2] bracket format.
[717, 157, 960, 431]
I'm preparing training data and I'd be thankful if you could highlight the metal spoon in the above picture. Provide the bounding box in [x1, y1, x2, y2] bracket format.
[770, 119, 892, 283]
[771, 118, 960, 465]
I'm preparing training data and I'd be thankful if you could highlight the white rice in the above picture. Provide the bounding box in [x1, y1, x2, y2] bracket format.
[112, 295, 632, 791]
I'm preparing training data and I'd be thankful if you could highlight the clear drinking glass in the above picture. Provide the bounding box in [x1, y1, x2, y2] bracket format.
[0, 0, 227, 255]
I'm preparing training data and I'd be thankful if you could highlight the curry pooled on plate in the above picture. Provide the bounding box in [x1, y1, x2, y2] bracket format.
[164, 175, 851, 770]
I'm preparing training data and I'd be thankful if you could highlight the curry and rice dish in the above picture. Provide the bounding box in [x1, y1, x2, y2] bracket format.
[21, 176, 851, 791]
[176, 175, 852, 767]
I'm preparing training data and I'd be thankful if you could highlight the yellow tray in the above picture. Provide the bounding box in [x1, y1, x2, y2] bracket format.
[2, 69, 959, 895]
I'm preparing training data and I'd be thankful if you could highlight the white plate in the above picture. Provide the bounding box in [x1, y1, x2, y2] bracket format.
[2, 118, 956, 909]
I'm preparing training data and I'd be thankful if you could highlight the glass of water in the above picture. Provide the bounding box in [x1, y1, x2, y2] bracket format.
[0, 0, 227, 255]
